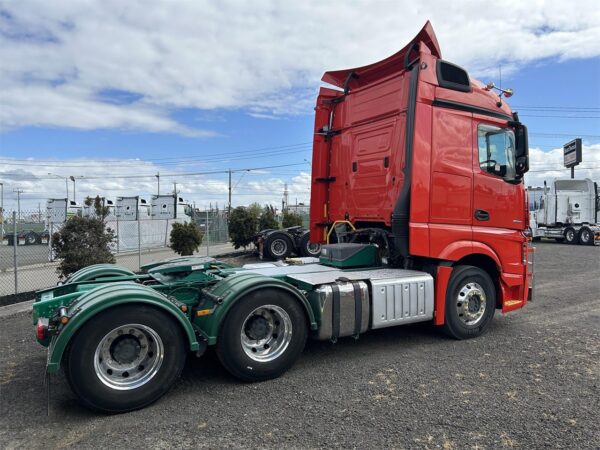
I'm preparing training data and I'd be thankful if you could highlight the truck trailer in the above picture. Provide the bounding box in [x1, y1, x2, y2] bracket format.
[529, 178, 600, 245]
[32, 22, 533, 413]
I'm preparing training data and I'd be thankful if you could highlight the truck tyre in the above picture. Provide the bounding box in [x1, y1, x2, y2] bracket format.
[564, 227, 578, 245]
[64, 305, 187, 413]
[264, 233, 293, 260]
[578, 227, 593, 245]
[216, 288, 307, 382]
[441, 265, 496, 340]
[299, 233, 321, 257]
[25, 232, 37, 245]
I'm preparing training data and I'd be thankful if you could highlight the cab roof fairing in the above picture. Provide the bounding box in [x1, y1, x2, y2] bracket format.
[320, 21, 441, 90]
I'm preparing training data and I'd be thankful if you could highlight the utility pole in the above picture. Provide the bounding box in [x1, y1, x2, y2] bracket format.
[155, 172, 160, 196]
[283, 183, 289, 213]
[70, 176, 76, 202]
[173, 182, 177, 196]
[228, 169, 232, 215]
[13, 188, 23, 223]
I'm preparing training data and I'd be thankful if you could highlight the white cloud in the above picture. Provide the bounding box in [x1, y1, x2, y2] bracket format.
[525, 143, 600, 187]
[1, 0, 599, 133]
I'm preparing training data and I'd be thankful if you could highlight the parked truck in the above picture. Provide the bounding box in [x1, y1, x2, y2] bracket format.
[32, 22, 533, 413]
[529, 178, 599, 245]
[254, 226, 322, 259]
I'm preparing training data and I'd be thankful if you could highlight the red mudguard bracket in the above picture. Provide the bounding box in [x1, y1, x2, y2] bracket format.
[434, 265, 453, 325]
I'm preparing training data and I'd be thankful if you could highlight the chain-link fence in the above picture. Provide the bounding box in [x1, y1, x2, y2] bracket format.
[0, 208, 232, 299]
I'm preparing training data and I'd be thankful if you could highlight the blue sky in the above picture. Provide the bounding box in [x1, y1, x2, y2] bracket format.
[1, 1, 599, 210]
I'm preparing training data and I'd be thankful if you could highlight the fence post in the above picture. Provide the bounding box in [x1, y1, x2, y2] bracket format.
[137, 217, 142, 271]
[116, 213, 120, 253]
[48, 222, 53, 262]
[206, 209, 210, 256]
[12, 211, 18, 294]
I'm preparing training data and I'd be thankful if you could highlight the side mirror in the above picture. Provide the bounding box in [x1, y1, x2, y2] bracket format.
[514, 124, 529, 175]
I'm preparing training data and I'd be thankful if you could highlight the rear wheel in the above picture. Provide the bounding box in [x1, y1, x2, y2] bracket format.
[564, 227, 578, 245]
[578, 227, 593, 245]
[25, 232, 37, 245]
[264, 233, 293, 260]
[216, 288, 307, 382]
[299, 233, 321, 257]
[442, 265, 496, 340]
[65, 305, 186, 413]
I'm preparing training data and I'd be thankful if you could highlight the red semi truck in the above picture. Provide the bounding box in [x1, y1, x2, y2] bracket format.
[32, 22, 534, 412]
[310, 21, 533, 332]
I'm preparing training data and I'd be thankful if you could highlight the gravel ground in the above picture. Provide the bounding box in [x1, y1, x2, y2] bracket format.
[1, 242, 598, 449]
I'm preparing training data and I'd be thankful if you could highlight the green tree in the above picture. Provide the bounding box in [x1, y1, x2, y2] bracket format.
[228, 206, 258, 249]
[282, 211, 303, 228]
[169, 222, 203, 256]
[52, 198, 115, 278]
[259, 205, 279, 231]
[247, 202, 262, 222]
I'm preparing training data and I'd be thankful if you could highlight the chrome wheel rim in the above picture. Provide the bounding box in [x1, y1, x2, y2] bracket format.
[93, 324, 164, 390]
[307, 242, 321, 255]
[455, 282, 486, 326]
[240, 305, 292, 362]
[270, 239, 288, 257]
[566, 229, 574, 241]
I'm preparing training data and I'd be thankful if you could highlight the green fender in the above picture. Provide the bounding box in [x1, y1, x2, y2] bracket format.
[195, 273, 318, 345]
[46, 282, 199, 373]
[65, 264, 135, 284]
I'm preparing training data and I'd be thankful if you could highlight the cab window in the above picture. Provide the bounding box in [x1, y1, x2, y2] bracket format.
[478, 124, 516, 180]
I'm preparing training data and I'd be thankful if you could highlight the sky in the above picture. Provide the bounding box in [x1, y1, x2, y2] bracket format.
[1, 0, 599, 212]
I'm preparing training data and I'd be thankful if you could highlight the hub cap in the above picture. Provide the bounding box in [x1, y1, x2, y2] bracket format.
[240, 305, 292, 362]
[270, 239, 288, 257]
[581, 229, 590, 242]
[455, 283, 486, 326]
[93, 324, 164, 390]
[566, 229, 575, 241]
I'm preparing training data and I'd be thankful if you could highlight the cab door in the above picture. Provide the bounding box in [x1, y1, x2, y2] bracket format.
[472, 116, 525, 274]
[472, 117, 524, 230]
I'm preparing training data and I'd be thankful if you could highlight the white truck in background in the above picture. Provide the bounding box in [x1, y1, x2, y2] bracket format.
[529, 178, 600, 245]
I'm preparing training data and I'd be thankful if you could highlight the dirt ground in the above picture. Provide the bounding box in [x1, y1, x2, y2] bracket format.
[1, 242, 599, 449]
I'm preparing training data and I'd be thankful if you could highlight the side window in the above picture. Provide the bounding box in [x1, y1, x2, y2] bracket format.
[478, 124, 516, 180]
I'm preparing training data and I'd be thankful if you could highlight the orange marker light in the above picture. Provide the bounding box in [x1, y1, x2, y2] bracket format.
[196, 309, 211, 317]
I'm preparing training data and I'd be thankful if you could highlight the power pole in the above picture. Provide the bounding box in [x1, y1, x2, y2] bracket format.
[155, 172, 160, 196]
[228, 169, 232, 215]
[70, 176, 76, 202]
[13, 188, 23, 223]
[173, 182, 177, 196]
[283, 183, 289, 213]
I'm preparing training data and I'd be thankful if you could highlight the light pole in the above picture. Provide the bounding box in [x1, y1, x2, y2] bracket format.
[155, 172, 160, 196]
[48, 173, 69, 201]
[13, 188, 23, 224]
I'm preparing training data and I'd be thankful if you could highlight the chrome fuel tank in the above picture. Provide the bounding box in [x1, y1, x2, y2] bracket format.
[310, 280, 369, 341]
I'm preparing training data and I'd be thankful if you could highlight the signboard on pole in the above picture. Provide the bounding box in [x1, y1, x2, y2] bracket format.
[563, 138, 582, 168]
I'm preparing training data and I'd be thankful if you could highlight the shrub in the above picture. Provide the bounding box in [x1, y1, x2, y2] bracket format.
[170, 222, 203, 256]
[259, 205, 278, 231]
[52, 201, 115, 278]
[282, 211, 303, 228]
[228, 206, 258, 249]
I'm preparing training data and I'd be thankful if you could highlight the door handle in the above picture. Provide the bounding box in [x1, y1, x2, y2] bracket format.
[474, 209, 490, 221]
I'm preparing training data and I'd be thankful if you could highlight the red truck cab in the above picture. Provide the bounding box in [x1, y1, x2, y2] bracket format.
[310, 22, 533, 323]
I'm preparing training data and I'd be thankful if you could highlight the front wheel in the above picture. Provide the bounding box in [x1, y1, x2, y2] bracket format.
[442, 265, 496, 340]
[216, 288, 307, 382]
[65, 305, 187, 413]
